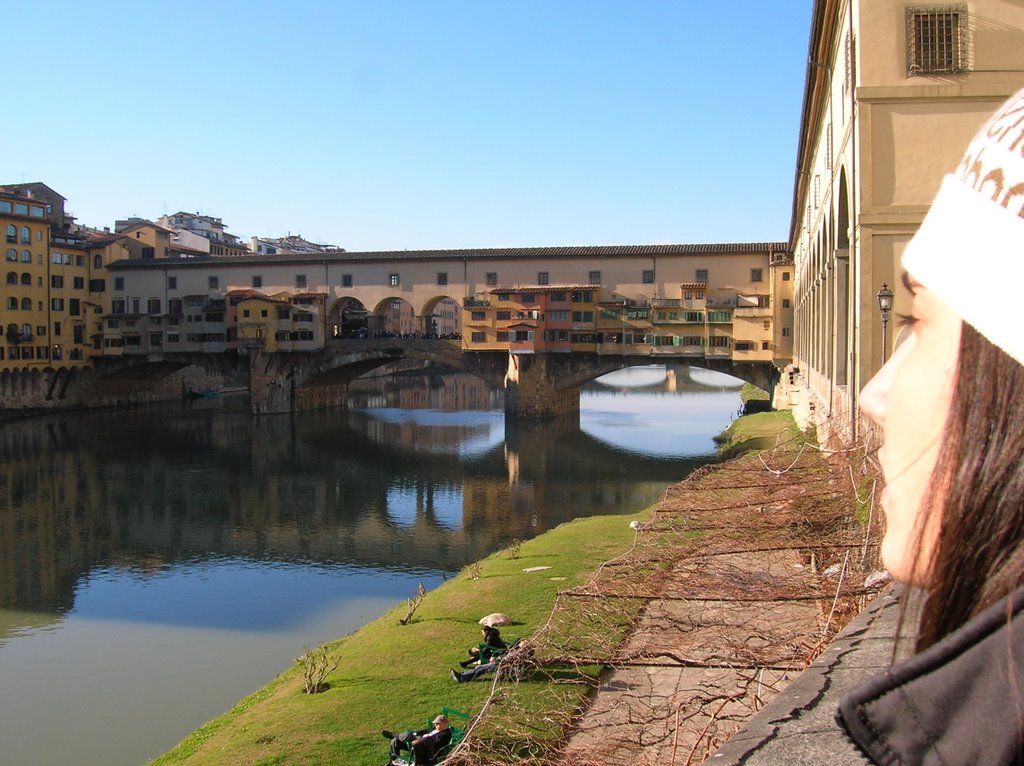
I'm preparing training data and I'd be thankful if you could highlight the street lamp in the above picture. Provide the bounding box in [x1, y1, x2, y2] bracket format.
[876, 283, 894, 363]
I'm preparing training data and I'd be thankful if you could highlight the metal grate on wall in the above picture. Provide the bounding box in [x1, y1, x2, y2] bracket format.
[907, 6, 968, 75]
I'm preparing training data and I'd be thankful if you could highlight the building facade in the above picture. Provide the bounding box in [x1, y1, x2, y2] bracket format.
[97, 243, 792, 371]
[0, 185, 98, 371]
[790, 0, 1024, 443]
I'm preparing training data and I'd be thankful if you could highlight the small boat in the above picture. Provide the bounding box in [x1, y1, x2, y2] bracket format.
[185, 389, 222, 400]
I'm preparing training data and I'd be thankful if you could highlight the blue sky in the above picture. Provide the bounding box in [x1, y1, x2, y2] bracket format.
[5, 1, 812, 251]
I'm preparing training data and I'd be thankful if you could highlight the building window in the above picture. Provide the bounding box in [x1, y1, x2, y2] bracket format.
[471, 331, 486, 343]
[437, 272, 448, 286]
[782, 327, 791, 337]
[141, 246, 155, 259]
[208, 276, 219, 289]
[751, 268, 763, 282]
[5, 225, 15, 243]
[537, 271, 549, 285]
[51, 275, 64, 289]
[51, 298, 65, 311]
[783, 271, 791, 281]
[485, 272, 497, 286]
[5, 248, 15, 261]
[148, 298, 161, 314]
[782, 298, 791, 308]
[342, 274, 353, 287]
[588, 270, 601, 285]
[762, 341, 770, 350]
[642, 270, 654, 284]
[696, 269, 708, 282]
[295, 274, 307, 289]
[20, 226, 30, 244]
[94, 254, 103, 269]
[73, 276, 84, 289]
[21, 250, 31, 263]
[252, 275, 263, 288]
[389, 273, 400, 287]
[907, 6, 967, 75]
[471, 311, 486, 321]
[114, 277, 125, 291]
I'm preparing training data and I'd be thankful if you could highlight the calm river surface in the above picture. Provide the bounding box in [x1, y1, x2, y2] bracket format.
[0, 366, 743, 766]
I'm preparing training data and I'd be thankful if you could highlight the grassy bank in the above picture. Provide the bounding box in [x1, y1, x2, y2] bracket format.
[152, 510, 655, 766]
[153, 409, 801, 766]
[713, 410, 806, 460]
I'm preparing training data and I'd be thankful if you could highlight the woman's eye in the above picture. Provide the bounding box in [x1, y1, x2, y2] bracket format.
[896, 312, 917, 328]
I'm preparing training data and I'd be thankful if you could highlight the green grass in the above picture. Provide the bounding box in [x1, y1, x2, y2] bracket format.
[713, 410, 806, 460]
[151, 512, 653, 766]
[740, 382, 770, 403]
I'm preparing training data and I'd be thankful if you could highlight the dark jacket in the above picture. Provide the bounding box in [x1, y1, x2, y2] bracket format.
[837, 585, 1024, 765]
[411, 727, 452, 763]
[479, 631, 508, 662]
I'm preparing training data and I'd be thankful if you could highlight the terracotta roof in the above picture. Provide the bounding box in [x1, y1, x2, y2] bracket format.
[680, 282, 708, 289]
[106, 242, 789, 269]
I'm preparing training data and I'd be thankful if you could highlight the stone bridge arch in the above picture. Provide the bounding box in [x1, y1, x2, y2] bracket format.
[369, 295, 416, 337]
[419, 294, 462, 338]
[327, 296, 369, 339]
[249, 340, 509, 415]
[504, 353, 779, 419]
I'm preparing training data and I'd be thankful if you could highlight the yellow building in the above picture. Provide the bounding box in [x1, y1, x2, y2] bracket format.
[0, 185, 95, 371]
[791, 0, 1024, 443]
[2, 189, 50, 369]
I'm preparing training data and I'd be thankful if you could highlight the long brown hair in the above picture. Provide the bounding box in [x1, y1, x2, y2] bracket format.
[916, 323, 1024, 649]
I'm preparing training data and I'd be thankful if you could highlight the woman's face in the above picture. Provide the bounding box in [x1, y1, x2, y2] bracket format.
[859, 277, 961, 585]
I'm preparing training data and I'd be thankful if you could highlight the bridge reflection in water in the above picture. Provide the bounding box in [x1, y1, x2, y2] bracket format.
[0, 366, 743, 766]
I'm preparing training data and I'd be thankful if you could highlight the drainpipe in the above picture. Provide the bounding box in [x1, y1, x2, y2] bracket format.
[848, 0, 859, 444]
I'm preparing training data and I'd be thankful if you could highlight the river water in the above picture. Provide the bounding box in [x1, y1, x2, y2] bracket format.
[0, 365, 743, 766]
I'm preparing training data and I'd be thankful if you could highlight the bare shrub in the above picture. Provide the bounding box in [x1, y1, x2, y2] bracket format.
[297, 645, 338, 694]
[399, 582, 428, 625]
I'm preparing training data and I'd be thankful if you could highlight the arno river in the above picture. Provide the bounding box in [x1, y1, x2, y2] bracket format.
[0, 365, 744, 766]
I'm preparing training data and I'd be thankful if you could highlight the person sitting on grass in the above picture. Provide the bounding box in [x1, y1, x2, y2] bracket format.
[381, 715, 451, 766]
[458, 625, 507, 668]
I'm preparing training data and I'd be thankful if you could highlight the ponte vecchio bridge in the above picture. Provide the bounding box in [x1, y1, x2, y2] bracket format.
[92, 242, 794, 419]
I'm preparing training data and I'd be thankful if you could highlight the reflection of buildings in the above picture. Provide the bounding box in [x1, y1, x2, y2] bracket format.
[0, 378, 714, 623]
[347, 371, 503, 411]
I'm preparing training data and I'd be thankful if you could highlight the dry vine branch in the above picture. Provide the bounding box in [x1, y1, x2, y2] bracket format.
[446, 434, 883, 766]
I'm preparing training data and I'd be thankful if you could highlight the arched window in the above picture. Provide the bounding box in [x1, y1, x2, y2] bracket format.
[5, 248, 15, 261]
[20, 226, 30, 244]
[93, 254, 103, 269]
[20, 297, 31, 310]
[20, 272, 31, 285]
[6, 297, 16, 310]
[5, 271, 15, 285]
[5, 224, 15, 243]
[21, 324, 31, 338]
[21, 250, 31, 263]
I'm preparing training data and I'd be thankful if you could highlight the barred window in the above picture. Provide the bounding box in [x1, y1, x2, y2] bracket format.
[907, 7, 967, 75]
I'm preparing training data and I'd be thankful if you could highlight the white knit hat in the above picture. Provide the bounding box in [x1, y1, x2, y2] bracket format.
[902, 87, 1024, 365]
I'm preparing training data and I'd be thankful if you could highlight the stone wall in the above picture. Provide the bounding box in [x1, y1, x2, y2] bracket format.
[0, 364, 232, 415]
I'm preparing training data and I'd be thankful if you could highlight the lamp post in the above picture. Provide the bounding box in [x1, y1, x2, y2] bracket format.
[876, 283, 894, 364]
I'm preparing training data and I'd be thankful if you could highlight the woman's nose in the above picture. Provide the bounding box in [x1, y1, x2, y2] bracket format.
[860, 333, 915, 425]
